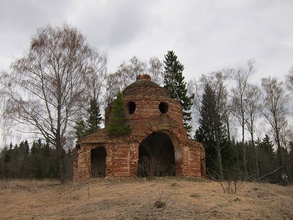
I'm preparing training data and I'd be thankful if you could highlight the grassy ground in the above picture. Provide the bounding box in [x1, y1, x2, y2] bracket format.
[0, 177, 292, 220]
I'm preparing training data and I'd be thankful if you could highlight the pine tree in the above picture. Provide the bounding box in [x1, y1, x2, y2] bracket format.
[196, 83, 231, 179]
[163, 50, 193, 132]
[29, 139, 59, 179]
[18, 140, 29, 178]
[29, 140, 42, 179]
[258, 135, 275, 156]
[74, 98, 102, 139]
[74, 118, 87, 139]
[196, 84, 222, 143]
[257, 135, 279, 181]
[86, 98, 102, 134]
[106, 92, 132, 136]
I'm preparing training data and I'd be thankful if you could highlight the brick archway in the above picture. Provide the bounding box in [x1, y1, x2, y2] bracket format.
[137, 131, 180, 177]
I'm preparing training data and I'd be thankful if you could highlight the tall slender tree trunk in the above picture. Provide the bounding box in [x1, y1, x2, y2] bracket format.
[57, 99, 66, 183]
[242, 117, 248, 179]
[276, 132, 283, 168]
[274, 117, 286, 182]
[215, 128, 224, 180]
[251, 133, 260, 179]
[56, 138, 66, 183]
[216, 143, 224, 180]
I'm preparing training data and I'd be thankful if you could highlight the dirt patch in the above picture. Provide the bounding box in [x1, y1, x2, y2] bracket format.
[0, 178, 292, 219]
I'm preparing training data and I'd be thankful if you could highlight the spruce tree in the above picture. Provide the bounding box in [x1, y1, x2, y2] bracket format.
[106, 92, 132, 136]
[163, 50, 193, 132]
[73, 98, 102, 139]
[74, 118, 87, 139]
[257, 135, 278, 181]
[86, 97, 102, 134]
[196, 83, 231, 179]
[258, 135, 275, 156]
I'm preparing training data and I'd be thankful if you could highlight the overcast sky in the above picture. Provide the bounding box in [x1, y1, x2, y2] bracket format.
[1, 0, 293, 83]
[1, 0, 293, 145]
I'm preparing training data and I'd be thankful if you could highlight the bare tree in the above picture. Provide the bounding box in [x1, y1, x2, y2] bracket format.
[0, 24, 107, 182]
[85, 56, 107, 107]
[189, 71, 233, 141]
[105, 56, 163, 103]
[117, 56, 147, 81]
[229, 60, 255, 179]
[195, 72, 231, 138]
[286, 67, 293, 94]
[105, 56, 144, 104]
[244, 84, 261, 178]
[192, 72, 231, 180]
[148, 57, 163, 85]
[261, 77, 288, 174]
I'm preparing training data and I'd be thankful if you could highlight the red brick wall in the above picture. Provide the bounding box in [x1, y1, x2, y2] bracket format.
[73, 77, 205, 181]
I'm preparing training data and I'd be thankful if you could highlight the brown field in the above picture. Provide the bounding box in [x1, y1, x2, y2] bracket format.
[0, 177, 292, 220]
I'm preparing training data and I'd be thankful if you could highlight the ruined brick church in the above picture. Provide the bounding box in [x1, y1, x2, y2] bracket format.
[73, 74, 205, 181]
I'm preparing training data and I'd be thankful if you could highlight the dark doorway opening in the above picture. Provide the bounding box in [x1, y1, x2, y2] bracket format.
[137, 132, 175, 177]
[91, 147, 107, 177]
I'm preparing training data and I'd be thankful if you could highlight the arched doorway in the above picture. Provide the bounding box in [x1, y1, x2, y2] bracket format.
[137, 132, 176, 177]
[91, 147, 107, 177]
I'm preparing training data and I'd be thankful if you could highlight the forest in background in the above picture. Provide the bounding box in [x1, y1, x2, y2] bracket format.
[0, 24, 292, 184]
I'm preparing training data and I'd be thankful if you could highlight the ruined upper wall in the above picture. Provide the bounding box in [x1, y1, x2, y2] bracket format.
[122, 74, 184, 128]
[122, 74, 168, 98]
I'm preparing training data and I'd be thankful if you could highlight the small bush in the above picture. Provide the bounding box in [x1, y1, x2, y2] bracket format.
[106, 92, 132, 137]
[154, 200, 166, 208]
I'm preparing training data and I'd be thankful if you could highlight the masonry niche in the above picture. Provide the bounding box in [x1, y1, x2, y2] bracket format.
[91, 146, 106, 177]
[138, 132, 176, 177]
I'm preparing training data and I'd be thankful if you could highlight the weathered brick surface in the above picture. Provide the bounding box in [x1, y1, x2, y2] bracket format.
[73, 74, 205, 181]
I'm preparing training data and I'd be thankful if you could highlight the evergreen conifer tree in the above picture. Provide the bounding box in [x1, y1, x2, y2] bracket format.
[106, 92, 132, 136]
[86, 98, 102, 134]
[74, 118, 87, 139]
[257, 135, 279, 181]
[258, 135, 275, 156]
[74, 98, 102, 138]
[196, 83, 231, 179]
[163, 50, 193, 132]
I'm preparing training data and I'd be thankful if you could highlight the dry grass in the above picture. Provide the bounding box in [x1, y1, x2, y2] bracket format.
[0, 177, 292, 220]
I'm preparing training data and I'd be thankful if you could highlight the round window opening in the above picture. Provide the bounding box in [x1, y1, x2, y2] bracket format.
[159, 102, 169, 113]
[128, 101, 136, 115]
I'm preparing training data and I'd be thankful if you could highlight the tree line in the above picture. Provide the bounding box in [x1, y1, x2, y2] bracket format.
[0, 139, 72, 179]
[191, 62, 293, 184]
[0, 24, 292, 184]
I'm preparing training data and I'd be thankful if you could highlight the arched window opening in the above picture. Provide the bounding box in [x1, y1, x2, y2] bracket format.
[159, 102, 169, 113]
[128, 101, 136, 115]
